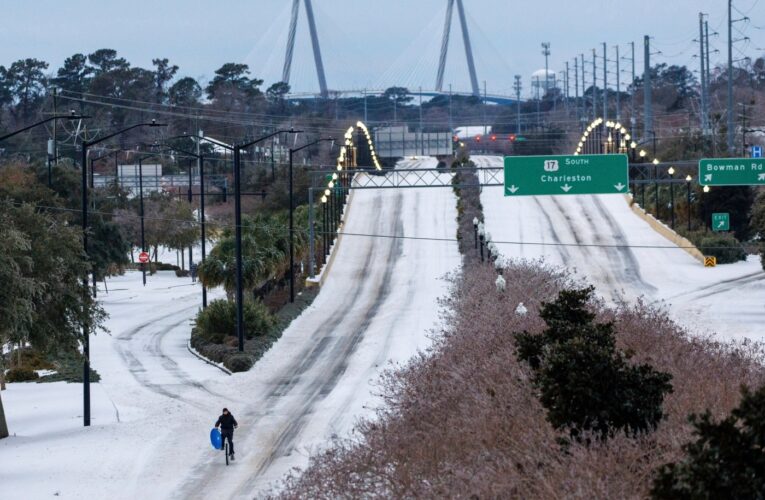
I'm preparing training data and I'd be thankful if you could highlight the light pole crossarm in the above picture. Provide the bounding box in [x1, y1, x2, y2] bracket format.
[0, 113, 90, 142]
[84, 121, 167, 148]
[237, 129, 303, 150]
[291, 137, 334, 155]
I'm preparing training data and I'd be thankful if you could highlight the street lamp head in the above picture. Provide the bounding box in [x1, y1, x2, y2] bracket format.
[685, 174, 692, 183]
[639, 150, 647, 157]
[472, 217, 479, 227]
[703, 185, 710, 193]
[668, 166, 675, 175]
[652, 158, 659, 165]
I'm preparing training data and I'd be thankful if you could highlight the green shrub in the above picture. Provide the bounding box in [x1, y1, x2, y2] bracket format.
[515, 286, 673, 441]
[155, 262, 180, 271]
[6, 367, 39, 382]
[224, 353, 254, 372]
[684, 231, 747, 264]
[651, 385, 765, 499]
[194, 299, 275, 344]
[175, 269, 189, 278]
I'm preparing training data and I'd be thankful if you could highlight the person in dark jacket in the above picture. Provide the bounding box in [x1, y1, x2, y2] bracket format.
[215, 408, 238, 459]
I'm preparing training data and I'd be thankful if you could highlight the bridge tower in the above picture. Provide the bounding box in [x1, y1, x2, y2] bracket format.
[282, 0, 328, 98]
[435, 0, 480, 97]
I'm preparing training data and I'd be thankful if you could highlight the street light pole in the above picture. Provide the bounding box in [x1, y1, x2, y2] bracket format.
[230, 130, 300, 351]
[80, 120, 166, 427]
[159, 138, 210, 307]
[685, 174, 692, 232]
[289, 137, 333, 303]
[668, 166, 676, 230]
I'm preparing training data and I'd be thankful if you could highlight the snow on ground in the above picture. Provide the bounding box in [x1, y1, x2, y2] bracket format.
[0, 157, 460, 499]
[475, 155, 765, 342]
[1, 272, 228, 500]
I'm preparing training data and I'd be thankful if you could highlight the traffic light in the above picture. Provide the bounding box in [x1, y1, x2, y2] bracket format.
[508, 134, 516, 142]
[475, 135, 481, 142]
[490, 134, 497, 142]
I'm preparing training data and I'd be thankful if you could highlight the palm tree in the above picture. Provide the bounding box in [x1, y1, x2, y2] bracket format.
[198, 215, 287, 300]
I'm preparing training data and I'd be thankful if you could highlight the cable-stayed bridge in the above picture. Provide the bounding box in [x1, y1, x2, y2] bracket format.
[279, 0, 515, 103]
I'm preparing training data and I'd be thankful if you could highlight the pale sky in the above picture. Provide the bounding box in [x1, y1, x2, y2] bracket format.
[1, 0, 763, 97]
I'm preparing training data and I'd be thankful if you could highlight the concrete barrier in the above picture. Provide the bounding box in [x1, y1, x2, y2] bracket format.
[625, 195, 705, 264]
[305, 186, 357, 288]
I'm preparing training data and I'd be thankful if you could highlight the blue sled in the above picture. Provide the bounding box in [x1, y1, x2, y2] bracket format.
[210, 428, 222, 450]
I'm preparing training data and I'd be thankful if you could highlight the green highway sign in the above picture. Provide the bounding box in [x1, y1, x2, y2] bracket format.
[504, 154, 629, 196]
[712, 212, 730, 232]
[699, 158, 765, 186]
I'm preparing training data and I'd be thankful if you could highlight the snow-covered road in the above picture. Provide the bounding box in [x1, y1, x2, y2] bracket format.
[1, 158, 460, 499]
[173, 157, 460, 497]
[475, 155, 765, 341]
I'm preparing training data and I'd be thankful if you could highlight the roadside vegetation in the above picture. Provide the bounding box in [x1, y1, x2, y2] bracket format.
[273, 257, 765, 498]
[273, 156, 765, 498]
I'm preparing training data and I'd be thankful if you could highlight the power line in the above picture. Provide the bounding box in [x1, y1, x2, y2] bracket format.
[5, 199, 749, 253]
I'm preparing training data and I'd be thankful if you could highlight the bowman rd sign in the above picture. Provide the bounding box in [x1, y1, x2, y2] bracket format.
[698, 158, 765, 186]
[504, 154, 629, 196]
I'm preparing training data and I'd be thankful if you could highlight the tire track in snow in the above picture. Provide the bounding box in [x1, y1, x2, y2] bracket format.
[114, 303, 224, 406]
[242, 193, 404, 492]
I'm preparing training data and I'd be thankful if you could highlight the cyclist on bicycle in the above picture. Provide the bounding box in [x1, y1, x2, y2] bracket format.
[215, 408, 238, 460]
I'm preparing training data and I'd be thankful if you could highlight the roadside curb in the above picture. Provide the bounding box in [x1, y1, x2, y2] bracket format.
[186, 340, 233, 375]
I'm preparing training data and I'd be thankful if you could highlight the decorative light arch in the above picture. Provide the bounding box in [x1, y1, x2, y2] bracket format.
[572, 119, 712, 197]
[574, 117, 636, 156]
[320, 120, 382, 204]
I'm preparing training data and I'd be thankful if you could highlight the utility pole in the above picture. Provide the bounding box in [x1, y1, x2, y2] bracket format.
[419, 86, 424, 155]
[728, 0, 734, 152]
[741, 101, 748, 156]
[513, 75, 522, 133]
[629, 41, 636, 133]
[483, 80, 487, 136]
[542, 42, 551, 95]
[603, 42, 608, 122]
[592, 49, 598, 120]
[448, 83, 453, 132]
[699, 13, 708, 135]
[726, 1, 750, 153]
[574, 58, 580, 122]
[615, 45, 621, 121]
[705, 20, 712, 137]
[644, 35, 653, 142]
[535, 75, 541, 126]
[565, 61, 570, 115]
[52, 87, 57, 166]
[581, 54, 586, 121]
